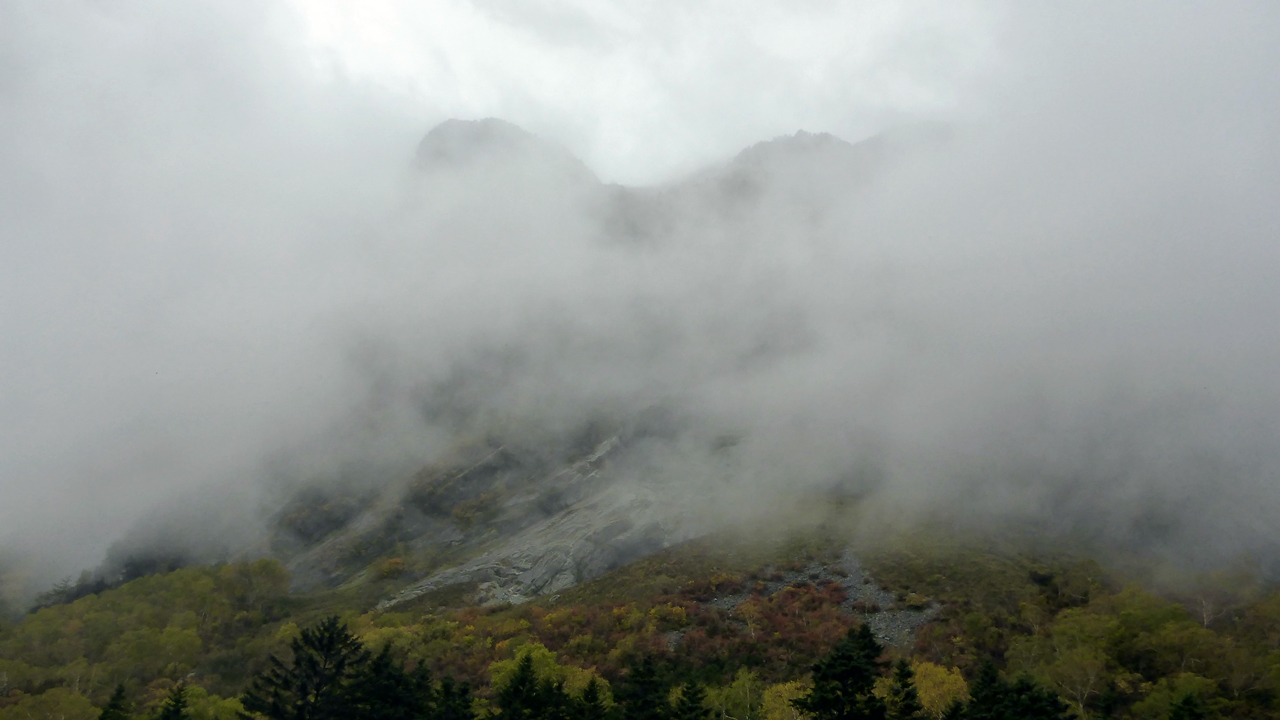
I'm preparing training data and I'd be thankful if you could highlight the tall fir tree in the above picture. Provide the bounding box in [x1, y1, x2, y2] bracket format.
[157, 684, 190, 720]
[574, 678, 610, 720]
[615, 656, 670, 720]
[240, 616, 371, 720]
[494, 653, 572, 720]
[672, 682, 710, 720]
[885, 661, 925, 720]
[793, 623, 887, 720]
[961, 662, 1070, 720]
[98, 685, 130, 720]
[347, 646, 436, 720]
[436, 677, 475, 720]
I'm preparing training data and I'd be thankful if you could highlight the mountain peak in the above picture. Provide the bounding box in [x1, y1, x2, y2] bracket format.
[415, 118, 598, 185]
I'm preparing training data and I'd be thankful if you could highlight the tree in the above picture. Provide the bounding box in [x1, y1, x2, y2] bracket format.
[1168, 693, 1207, 720]
[762, 680, 812, 720]
[240, 616, 371, 720]
[615, 656, 670, 720]
[575, 678, 610, 720]
[495, 653, 565, 720]
[910, 663, 967, 720]
[793, 624, 887, 720]
[158, 684, 191, 720]
[347, 646, 436, 720]
[673, 682, 711, 720]
[885, 661, 925, 720]
[99, 685, 131, 720]
[962, 662, 1070, 720]
[436, 677, 475, 720]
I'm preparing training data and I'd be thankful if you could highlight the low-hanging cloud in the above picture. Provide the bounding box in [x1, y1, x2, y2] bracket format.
[3, 0, 1280, 593]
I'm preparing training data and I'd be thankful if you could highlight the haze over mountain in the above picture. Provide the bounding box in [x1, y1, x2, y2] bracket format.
[3, 1, 1280, 607]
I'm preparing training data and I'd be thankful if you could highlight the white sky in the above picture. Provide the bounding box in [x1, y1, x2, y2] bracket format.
[284, 0, 1002, 183]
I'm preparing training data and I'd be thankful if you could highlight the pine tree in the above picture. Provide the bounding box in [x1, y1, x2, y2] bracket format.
[157, 684, 190, 720]
[347, 646, 436, 720]
[885, 661, 925, 720]
[961, 661, 1070, 720]
[672, 682, 710, 720]
[436, 677, 475, 720]
[963, 662, 1002, 720]
[615, 656, 670, 720]
[99, 685, 131, 720]
[240, 616, 371, 720]
[574, 678, 610, 720]
[495, 653, 545, 720]
[792, 623, 887, 720]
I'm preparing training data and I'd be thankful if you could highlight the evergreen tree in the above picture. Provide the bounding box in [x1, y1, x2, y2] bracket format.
[436, 677, 475, 720]
[792, 623, 887, 720]
[494, 653, 539, 720]
[347, 646, 436, 720]
[494, 653, 571, 720]
[574, 678, 610, 720]
[157, 684, 190, 720]
[1168, 694, 1207, 720]
[672, 682, 710, 720]
[885, 661, 925, 720]
[615, 656, 670, 720]
[240, 616, 371, 720]
[99, 685, 131, 720]
[961, 662, 1070, 720]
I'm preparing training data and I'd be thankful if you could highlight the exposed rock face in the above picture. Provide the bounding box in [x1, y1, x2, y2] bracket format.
[270, 425, 706, 603]
[381, 482, 689, 608]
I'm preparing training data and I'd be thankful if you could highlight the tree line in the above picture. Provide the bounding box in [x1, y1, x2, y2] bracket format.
[85, 616, 1123, 720]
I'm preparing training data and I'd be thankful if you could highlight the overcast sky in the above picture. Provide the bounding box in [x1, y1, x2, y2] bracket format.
[284, 0, 1002, 183]
[3, 1, 1280, 589]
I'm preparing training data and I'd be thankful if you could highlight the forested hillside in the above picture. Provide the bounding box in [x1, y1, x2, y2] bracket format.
[3, 535, 1280, 720]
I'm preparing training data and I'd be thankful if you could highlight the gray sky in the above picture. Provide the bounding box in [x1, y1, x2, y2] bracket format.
[3, 1, 1280, 587]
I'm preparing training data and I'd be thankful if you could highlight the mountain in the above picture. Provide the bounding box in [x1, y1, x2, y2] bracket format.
[256, 120, 932, 608]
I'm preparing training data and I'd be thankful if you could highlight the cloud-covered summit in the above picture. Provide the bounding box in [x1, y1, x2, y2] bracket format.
[4, 1, 1280, 599]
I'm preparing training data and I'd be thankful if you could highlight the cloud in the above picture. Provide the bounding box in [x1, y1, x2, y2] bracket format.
[2, 0, 1280, 591]
[285, 0, 1001, 183]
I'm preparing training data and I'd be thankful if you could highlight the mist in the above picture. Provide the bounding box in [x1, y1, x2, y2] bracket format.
[3, 1, 1280, 596]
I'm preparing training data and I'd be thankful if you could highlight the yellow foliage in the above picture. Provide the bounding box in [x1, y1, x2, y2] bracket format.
[488, 642, 611, 703]
[274, 622, 300, 643]
[912, 661, 968, 719]
[762, 678, 813, 720]
[706, 668, 765, 720]
[377, 558, 407, 579]
[648, 603, 688, 630]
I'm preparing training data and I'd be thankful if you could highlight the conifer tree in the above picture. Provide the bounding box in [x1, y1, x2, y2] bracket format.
[436, 677, 475, 720]
[961, 661, 1070, 720]
[672, 682, 710, 720]
[99, 685, 131, 720]
[574, 678, 610, 720]
[885, 661, 925, 720]
[491, 650, 542, 717]
[157, 684, 190, 720]
[792, 623, 887, 720]
[240, 616, 371, 720]
[347, 646, 436, 720]
[615, 656, 670, 720]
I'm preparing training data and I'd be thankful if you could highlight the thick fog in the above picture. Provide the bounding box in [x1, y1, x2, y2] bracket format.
[3, 1, 1280, 596]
